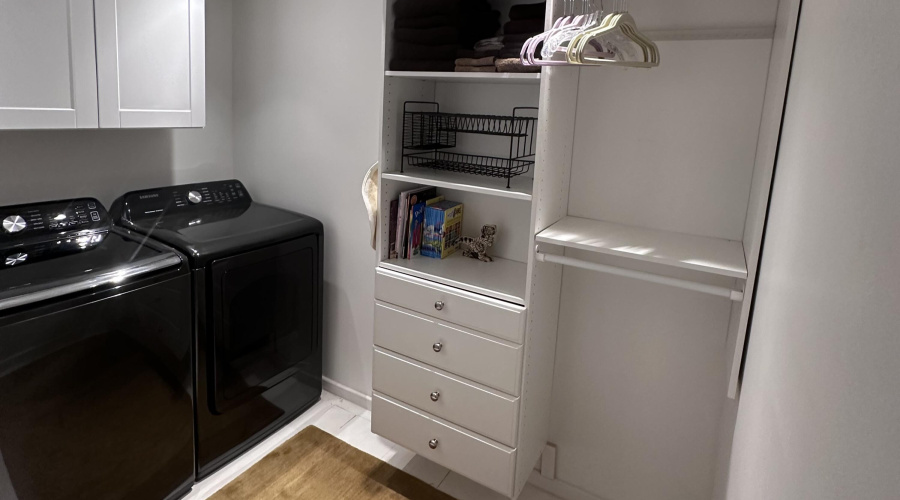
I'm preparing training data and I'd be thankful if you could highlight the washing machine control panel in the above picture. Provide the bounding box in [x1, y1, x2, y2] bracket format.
[122, 180, 251, 222]
[0, 198, 110, 245]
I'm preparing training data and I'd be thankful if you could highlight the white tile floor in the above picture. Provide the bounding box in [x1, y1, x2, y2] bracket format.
[184, 391, 561, 500]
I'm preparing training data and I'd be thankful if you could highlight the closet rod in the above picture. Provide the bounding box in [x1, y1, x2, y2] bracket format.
[535, 246, 745, 302]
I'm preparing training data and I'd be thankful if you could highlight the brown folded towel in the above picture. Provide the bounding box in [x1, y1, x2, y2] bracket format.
[393, 42, 460, 61]
[456, 49, 501, 58]
[509, 2, 547, 21]
[394, 15, 455, 30]
[455, 65, 498, 73]
[504, 19, 545, 35]
[496, 58, 540, 73]
[394, 27, 459, 45]
[390, 59, 456, 72]
[502, 33, 537, 44]
[455, 56, 496, 67]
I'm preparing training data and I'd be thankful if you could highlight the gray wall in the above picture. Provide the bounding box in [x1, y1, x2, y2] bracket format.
[0, 0, 234, 208]
[727, 1, 900, 498]
[231, 0, 384, 393]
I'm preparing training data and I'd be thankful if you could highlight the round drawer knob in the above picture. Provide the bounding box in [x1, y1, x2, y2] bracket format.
[434, 300, 445, 311]
[428, 438, 439, 449]
[430, 391, 440, 402]
[432, 342, 443, 352]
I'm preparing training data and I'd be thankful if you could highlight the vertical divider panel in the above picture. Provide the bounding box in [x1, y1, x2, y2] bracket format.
[728, 0, 802, 399]
[514, 63, 581, 496]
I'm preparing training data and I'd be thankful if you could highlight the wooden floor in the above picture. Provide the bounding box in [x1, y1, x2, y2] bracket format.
[185, 391, 561, 500]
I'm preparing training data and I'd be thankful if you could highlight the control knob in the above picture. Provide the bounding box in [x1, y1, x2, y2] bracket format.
[187, 191, 203, 204]
[2, 215, 26, 234]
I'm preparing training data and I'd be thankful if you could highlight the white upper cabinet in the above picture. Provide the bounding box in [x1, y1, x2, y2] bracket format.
[0, 0, 99, 129]
[0, 0, 205, 130]
[95, 0, 205, 128]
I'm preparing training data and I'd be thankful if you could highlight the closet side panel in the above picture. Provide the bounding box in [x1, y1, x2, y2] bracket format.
[514, 65, 580, 496]
[728, 0, 803, 399]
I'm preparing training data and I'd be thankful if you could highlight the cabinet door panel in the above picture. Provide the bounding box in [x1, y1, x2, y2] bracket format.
[0, 0, 98, 129]
[95, 0, 205, 128]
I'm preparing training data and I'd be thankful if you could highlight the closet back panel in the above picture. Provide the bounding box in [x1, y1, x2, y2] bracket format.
[568, 39, 772, 241]
[552, 247, 733, 500]
[434, 82, 540, 178]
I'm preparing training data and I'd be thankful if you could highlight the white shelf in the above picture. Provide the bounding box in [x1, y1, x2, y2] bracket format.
[382, 168, 533, 202]
[535, 216, 748, 279]
[385, 71, 541, 85]
[379, 253, 528, 305]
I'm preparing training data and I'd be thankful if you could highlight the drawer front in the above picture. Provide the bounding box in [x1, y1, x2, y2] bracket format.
[373, 348, 519, 446]
[374, 301, 523, 396]
[372, 393, 515, 497]
[375, 268, 525, 343]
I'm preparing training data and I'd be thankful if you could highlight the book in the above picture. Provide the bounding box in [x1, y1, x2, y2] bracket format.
[421, 200, 464, 259]
[395, 186, 436, 259]
[388, 199, 399, 259]
[407, 195, 445, 258]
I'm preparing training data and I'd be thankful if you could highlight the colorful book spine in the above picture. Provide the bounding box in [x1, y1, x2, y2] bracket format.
[422, 201, 464, 259]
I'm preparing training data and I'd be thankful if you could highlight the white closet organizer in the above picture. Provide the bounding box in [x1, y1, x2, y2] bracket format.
[372, 0, 784, 497]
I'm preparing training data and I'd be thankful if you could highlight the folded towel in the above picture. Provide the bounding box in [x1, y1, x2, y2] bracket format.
[455, 56, 496, 67]
[496, 57, 541, 73]
[393, 42, 459, 61]
[394, 15, 455, 30]
[455, 65, 498, 73]
[390, 59, 456, 72]
[509, 2, 547, 21]
[504, 19, 545, 35]
[456, 49, 502, 59]
[394, 26, 459, 45]
[502, 33, 536, 44]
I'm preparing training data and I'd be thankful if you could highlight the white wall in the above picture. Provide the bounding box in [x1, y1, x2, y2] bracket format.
[727, 1, 900, 498]
[231, 0, 384, 393]
[0, 0, 234, 207]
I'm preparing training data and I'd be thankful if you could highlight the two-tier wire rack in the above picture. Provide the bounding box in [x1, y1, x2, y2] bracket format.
[401, 101, 538, 189]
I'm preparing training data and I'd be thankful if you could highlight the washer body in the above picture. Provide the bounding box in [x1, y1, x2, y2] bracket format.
[111, 180, 324, 479]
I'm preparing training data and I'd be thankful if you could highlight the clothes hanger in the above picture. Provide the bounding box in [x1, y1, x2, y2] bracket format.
[520, 0, 578, 65]
[533, 0, 592, 65]
[541, 0, 606, 63]
[567, 0, 658, 67]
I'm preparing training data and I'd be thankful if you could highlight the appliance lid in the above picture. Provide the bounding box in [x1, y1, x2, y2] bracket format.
[112, 180, 323, 267]
[0, 198, 183, 311]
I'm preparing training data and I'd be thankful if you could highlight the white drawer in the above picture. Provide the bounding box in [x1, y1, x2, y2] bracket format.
[372, 393, 516, 497]
[375, 268, 526, 343]
[373, 348, 520, 446]
[374, 301, 523, 396]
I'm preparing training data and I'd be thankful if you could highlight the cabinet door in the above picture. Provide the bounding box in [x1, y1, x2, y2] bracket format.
[0, 0, 98, 129]
[94, 0, 205, 128]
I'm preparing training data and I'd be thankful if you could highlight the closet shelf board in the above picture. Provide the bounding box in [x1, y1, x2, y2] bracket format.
[536, 216, 748, 279]
[382, 169, 533, 202]
[379, 253, 527, 305]
[385, 71, 542, 85]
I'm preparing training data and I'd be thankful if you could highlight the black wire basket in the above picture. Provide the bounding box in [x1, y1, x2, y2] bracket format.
[402, 102, 538, 188]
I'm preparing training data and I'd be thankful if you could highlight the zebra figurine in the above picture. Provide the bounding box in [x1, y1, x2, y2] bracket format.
[461, 224, 497, 262]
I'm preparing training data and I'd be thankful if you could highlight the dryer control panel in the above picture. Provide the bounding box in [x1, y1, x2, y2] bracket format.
[0, 198, 110, 246]
[119, 180, 252, 222]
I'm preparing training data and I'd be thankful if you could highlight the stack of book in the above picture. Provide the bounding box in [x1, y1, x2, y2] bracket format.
[390, 186, 463, 260]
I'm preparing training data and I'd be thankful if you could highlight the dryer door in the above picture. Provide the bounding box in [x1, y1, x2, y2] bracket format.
[210, 236, 319, 412]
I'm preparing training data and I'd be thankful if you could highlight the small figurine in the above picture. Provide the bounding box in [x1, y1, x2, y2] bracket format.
[461, 224, 497, 262]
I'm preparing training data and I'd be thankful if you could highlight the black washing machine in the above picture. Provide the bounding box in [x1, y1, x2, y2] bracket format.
[0, 198, 194, 500]
[111, 180, 323, 479]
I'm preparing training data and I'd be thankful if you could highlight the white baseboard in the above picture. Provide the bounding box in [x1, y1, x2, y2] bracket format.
[528, 470, 610, 500]
[322, 376, 372, 410]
